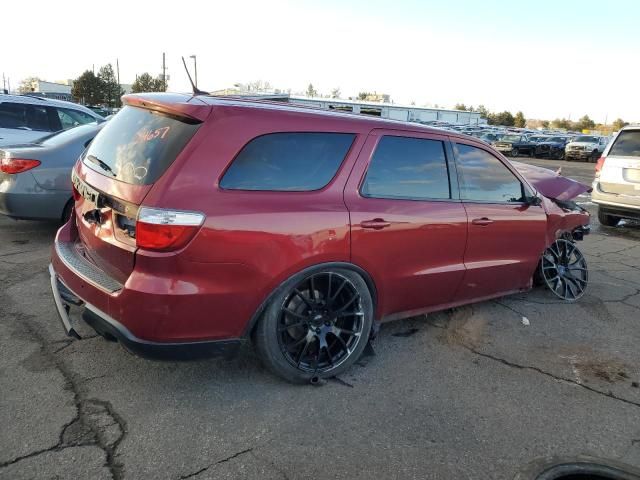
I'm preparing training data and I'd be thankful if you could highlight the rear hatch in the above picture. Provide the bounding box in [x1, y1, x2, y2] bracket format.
[71, 96, 208, 284]
[599, 129, 640, 197]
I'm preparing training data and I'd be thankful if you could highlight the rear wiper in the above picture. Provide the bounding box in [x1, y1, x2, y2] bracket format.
[86, 154, 116, 177]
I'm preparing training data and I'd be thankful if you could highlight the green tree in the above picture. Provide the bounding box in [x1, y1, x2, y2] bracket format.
[306, 83, 318, 97]
[612, 118, 628, 131]
[17, 76, 41, 93]
[454, 103, 467, 111]
[551, 118, 572, 130]
[514, 111, 526, 128]
[71, 70, 103, 105]
[98, 64, 124, 108]
[330, 87, 341, 99]
[476, 105, 489, 119]
[541, 120, 550, 129]
[488, 111, 515, 126]
[575, 115, 595, 131]
[131, 72, 166, 93]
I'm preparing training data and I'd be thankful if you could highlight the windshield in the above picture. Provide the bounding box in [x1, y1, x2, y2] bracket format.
[546, 137, 567, 142]
[501, 135, 521, 142]
[35, 124, 99, 147]
[82, 106, 201, 185]
[575, 136, 599, 143]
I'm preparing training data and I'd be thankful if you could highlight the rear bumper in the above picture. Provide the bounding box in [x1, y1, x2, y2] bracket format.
[0, 173, 70, 220]
[49, 263, 242, 360]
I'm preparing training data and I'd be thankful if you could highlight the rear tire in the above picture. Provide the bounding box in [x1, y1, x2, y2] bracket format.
[590, 150, 600, 163]
[597, 207, 620, 227]
[254, 268, 373, 384]
[511, 148, 519, 157]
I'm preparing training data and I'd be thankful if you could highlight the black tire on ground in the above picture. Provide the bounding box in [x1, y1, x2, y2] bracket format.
[597, 207, 620, 227]
[253, 267, 374, 384]
[511, 148, 519, 157]
[591, 150, 600, 163]
[529, 148, 536, 158]
[61, 198, 74, 225]
[556, 150, 565, 160]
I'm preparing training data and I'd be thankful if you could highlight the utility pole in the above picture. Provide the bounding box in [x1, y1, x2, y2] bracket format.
[116, 58, 120, 85]
[190, 55, 198, 88]
[162, 52, 167, 91]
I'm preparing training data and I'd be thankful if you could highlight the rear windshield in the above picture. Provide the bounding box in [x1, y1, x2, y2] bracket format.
[609, 130, 640, 157]
[82, 106, 200, 185]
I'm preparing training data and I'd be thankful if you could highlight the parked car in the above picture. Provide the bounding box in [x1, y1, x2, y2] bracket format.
[478, 132, 503, 144]
[534, 136, 571, 159]
[0, 123, 104, 221]
[592, 126, 640, 226]
[49, 93, 591, 383]
[565, 135, 608, 162]
[492, 134, 537, 157]
[0, 94, 104, 147]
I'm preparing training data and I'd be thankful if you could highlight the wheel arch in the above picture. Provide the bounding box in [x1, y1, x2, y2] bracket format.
[242, 261, 378, 338]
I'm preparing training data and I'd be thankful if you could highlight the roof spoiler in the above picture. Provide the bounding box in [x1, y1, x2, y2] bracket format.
[122, 93, 212, 122]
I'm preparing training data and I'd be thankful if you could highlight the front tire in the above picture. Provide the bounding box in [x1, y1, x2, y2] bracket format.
[511, 148, 519, 157]
[254, 268, 373, 383]
[597, 207, 620, 227]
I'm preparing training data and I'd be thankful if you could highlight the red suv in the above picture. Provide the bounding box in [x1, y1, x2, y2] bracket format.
[50, 93, 591, 383]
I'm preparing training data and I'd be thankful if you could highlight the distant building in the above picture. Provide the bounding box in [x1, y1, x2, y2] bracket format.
[207, 90, 483, 125]
[23, 80, 73, 101]
[290, 97, 484, 125]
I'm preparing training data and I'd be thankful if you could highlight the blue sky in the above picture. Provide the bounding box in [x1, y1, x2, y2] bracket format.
[3, 0, 639, 122]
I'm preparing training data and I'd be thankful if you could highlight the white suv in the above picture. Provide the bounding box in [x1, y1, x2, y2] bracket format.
[592, 126, 640, 226]
[0, 94, 105, 147]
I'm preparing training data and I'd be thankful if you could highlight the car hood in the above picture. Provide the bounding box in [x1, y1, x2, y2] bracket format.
[509, 160, 591, 201]
[568, 142, 596, 147]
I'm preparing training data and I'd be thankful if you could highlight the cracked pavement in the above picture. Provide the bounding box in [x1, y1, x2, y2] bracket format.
[2, 159, 640, 479]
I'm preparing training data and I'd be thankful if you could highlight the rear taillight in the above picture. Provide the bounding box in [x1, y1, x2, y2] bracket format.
[595, 156, 606, 177]
[72, 185, 81, 202]
[0, 157, 41, 174]
[135, 207, 205, 252]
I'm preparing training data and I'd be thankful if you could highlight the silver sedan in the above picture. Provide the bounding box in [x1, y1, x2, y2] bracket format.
[0, 123, 104, 222]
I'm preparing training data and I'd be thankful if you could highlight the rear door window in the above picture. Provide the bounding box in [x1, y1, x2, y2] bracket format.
[82, 106, 200, 185]
[220, 132, 355, 191]
[455, 143, 525, 203]
[360, 135, 451, 200]
[609, 131, 640, 157]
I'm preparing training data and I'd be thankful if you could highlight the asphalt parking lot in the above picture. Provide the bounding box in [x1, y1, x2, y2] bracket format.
[1, 158, 640, 480]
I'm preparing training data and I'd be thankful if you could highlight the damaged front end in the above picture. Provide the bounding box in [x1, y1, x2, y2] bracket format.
[511, 161, 592, 301]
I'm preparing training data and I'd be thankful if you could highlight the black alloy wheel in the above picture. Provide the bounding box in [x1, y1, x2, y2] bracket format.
[277, 272, 365, 373]
[540, 239, 588, 301]
[254, 268, 373, 383]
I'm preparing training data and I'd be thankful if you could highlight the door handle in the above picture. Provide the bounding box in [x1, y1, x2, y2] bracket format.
[471, 217, 494, 226]
[360, 218, 391, 230]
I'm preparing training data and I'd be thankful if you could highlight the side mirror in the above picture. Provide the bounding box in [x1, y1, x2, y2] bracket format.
[527, 195, 543, 206]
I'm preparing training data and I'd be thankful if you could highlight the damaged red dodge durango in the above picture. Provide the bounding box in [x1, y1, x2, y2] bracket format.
[50, 93, 591, 383]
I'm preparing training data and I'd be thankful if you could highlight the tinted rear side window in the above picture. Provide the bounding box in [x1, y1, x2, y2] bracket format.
[82, 106, 200, 185]
[361, 136, 450, 200]
[220, 132, 355, 191]
[0, 102, 51, 131]
[456, 144, 524, 203]
[609, 131, 640, 157]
